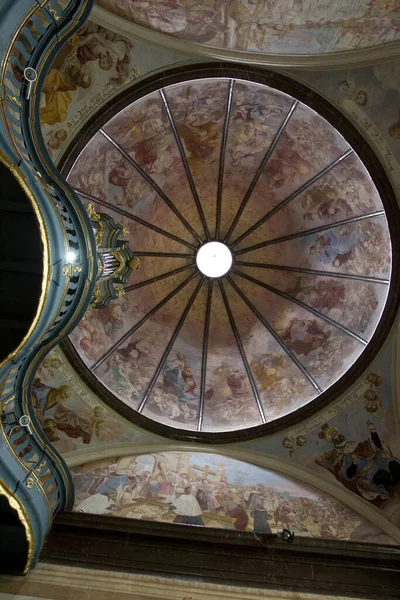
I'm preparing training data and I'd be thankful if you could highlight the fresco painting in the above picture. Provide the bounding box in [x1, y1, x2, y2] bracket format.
[245, 151, 384, 246]
[220, 82, 294, 237]
[40, 22, 137, 158]
[103, 91, 208, 237]
[70, 269, 196, 367]
[243, 339, 400, 521]
[72, 450, 394, 543]
[240, 216, 392, 279]
[39, 21, 185, 164]
[293, 60, 400, 190]
[165, 79, 230, 235]
[96, 0, 400, 55]
[33, 349, 132, 454]
[231, 273, 362, 391]
[143, 284, 207, 429]
[94, 275, 201, 409]
[202, 283, 261, 430]
[230, 287, 318, 421]
[237, 266, 388, 340]
[230, 102, 351, 244]
[66, 76, 392, 433]
[66, 132, 196, 247]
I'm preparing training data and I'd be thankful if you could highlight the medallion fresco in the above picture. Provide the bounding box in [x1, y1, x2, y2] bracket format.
[95, 0, 400, 55]
[67, 76, 393, 433]
[71, 450, 394, 543]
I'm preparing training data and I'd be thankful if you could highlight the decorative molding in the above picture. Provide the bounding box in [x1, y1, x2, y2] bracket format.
[90, 5, 400, 71]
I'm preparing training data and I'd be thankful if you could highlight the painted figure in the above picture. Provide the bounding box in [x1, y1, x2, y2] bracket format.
[162, 352, 197, 403]
[316, 421, 400, 504]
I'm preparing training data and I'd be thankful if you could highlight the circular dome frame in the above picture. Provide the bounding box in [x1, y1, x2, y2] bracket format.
[60, 63, 400, 444]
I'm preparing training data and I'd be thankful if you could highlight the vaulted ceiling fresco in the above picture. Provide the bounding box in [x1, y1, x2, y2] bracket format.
[95, 0, 400, 55]
[66, 76, 393, 434]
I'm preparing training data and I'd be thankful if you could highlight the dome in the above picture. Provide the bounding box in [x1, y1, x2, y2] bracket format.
[65, 68, 394, 438]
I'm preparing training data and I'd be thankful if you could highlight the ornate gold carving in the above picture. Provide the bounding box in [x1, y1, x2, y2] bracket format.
[93, 283, 102, 303]
[37, 461, 46, 471]
[26, 477, 34, 489]
[3, 394, 15, 406]
[47, 5, 60, 20]
[85, 202, 100, 220]
[128, 256, 140, 271]
[115, 286, 126, 298]
[117, 222, 129, 237]
[0, 478, 35, 573]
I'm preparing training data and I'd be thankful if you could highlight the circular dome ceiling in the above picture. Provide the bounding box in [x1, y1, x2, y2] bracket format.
[66, 68, 395, 438]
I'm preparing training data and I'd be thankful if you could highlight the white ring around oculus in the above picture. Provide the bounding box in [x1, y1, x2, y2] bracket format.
[196, 242, 232, 278]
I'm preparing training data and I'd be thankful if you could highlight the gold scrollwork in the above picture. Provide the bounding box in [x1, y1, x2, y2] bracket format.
[0, 479, 35, 573]
[47, 6, 60, 21]
[85, 202, 100, 220]
[26, 477, 34, 489]
[117, 222, 129, 237]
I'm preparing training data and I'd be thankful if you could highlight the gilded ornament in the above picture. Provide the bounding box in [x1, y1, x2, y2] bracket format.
[26, 477, 34, 489]
[7, 95, 21, 107]
[85, 202, 100, 221]
[63, 264, 83, 276]
[47, 5, 60, 20]
[128, 256, 140, 271]
[115, 286, 126, 298]
[117, 222, 129, 237]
